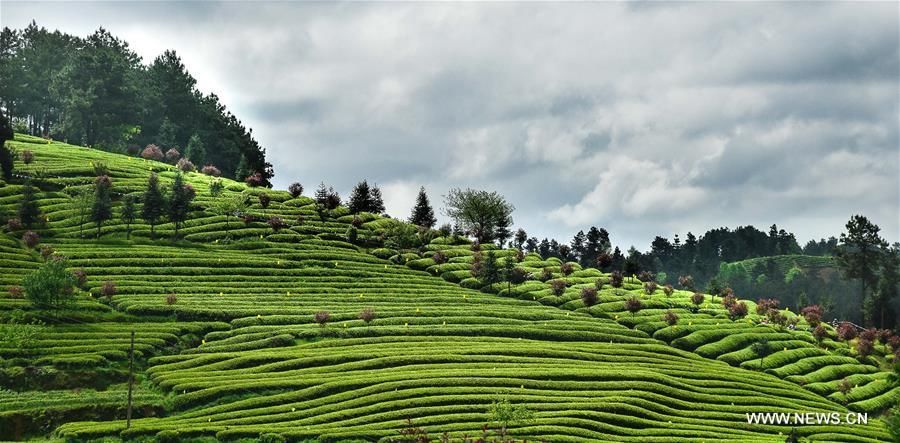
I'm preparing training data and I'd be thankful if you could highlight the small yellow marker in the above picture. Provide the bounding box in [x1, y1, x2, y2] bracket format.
[783, 347, 787, 351]
[202, 339, 206, 344]
[689, 321, 693, 325]
[404, 322, 408, 327]
[257, 314, 261, 318]
[287, 291, 290, 296]
[384, 265, 387, 269]
[343, 323, 347, 328]
[442, 321, 446, 326]
[219, 292, 223, 296]
[292, 407, 296, 412]
[416, 307, 420, 313]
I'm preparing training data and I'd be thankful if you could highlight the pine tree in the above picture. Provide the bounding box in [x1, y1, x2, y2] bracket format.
[90, 175, 112, 238]
[234, 155, 250, 181]
[121, 194, 136, 239]
[18, 179, 41, 228]
[348, 180, 372, 214]
[142, 172, 165, 239]
[168, 172, 194, 238]
[571, 230, 587, 265]
[480, 250, 501, 286]
[184, 133, 206, 166]
[0, 113, 13, 180]
[369, 185, 385, 214]
[409, 187, 436, 228]
[513, 229, 527, 250]
[314, 182, 329, 206]
[158, 117, 177, 149]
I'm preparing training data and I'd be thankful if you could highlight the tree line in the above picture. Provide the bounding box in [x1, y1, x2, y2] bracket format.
[0, 22, 273, 185]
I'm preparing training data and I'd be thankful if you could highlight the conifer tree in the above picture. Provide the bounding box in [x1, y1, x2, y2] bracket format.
[142, 173, 165, 239]
[184, 133, 206, 166]
[168, 172, 194, 238]
[480, 250, 501, 286]
[409, 186, 436, 228]
[121, 194, 136, 239]
[18, 179, 41, 228]
[90, 175, 112, 238]
[369, 184, 385, 214]
[348, 180, 372, 214]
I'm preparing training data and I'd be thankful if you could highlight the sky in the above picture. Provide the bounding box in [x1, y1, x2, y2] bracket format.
[3, 1, 899, 250]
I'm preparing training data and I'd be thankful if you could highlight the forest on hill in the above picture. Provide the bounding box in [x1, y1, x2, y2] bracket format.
[0, 21, 273, 186]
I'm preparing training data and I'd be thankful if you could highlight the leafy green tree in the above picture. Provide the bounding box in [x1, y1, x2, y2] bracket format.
[23, 257, 76, 309]
[120, 194, 136, 239]
[18, 179, 41, 228]
[873, 246, 900, 329]
[836, 215, 888, 326]
[142, 172, 165, 239]
[90, 175, 112, 238]
[157, 117, 178, 149]
[443, 188, 514, 244]
[408, 186, 436, 228]
[184, 133, 206, 166]
[168, 172, 195, 238]
[488, 397, 533, 441]
[884, 402, 900, 443]
[211, 192, 248, 238]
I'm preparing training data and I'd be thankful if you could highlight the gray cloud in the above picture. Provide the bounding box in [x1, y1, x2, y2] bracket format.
[3, 1, 898, 249]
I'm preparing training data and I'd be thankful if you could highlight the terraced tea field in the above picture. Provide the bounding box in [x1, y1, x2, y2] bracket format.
[0, 135, 894, 442]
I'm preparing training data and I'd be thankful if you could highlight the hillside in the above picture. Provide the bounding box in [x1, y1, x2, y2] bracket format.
[0, 135, 894, 442]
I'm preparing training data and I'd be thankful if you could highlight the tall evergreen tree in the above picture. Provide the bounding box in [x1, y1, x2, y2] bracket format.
[836, 215, 887, 325]
[168, 172, 194, 238]
[18, 179, 41, 228]
[409, 186, 436, 228]
[142, 172, 165, 239]
[90, 175, 112, 238]
[513, 228, 528, 250]
[120, 194, 136, 240]
[480, 250, 501, 286]
[872, 246, 900, 329]
[369, 184, 385, 214]
[571, 230, 586, 265]
[184, 133, 206, 166]
[348, 180, 373, 214]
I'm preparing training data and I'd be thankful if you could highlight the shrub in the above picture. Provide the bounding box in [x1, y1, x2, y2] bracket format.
[176, 157, 195, 172]
[351, 216, 364, 228]
[21, 149, 34, 164]
[201, 164, 222, 176]
[690, 292, 704, 312]
[721, 293, 737, 309]
[92, 161, 109, 176]
[314, 310, 331, 327]
[359, 307, 376, 324]
[165, 293, 177, 305]
[549, 279, 567, 296]
[813, 324, 828, 344]
[471, 241, 481, 252]
[643, 281, 657, 295]
[39, 244, 54, 259]
[126, 143, 140, 156]
[857, 338, 874, 358]
[538, 267, 553, 282]
[663, 310, 679, 326]
[678, 275, 695, 290]
[801, 305, 823, 326]
[100, 281, 117, 298]
[595, 279, 604, 291]
[73, 269, 88, 288]
[432, 251, 448, 264]
[560, 262, 574, 276]
[889, 335, 900, 352]
[288, 182, 304, 198]
[346, 226, 358, 243]
[637, 271, 654, 282]
[580, 287, 598, 307]
[245, 172, 266, 187]
[141, 144, 164, 161]
[596, 252, 612, 270]
[767, 309, 787, 329]
[859, 328, 877, 342]
[164, 148, 181, 163]
[662, 284, 674, 297]
[837, 378, 852, 396]
[756, 298, 780, 315]
[837, 322, 858, 341]
[6, 218, 21, 231]
[610, 271, 624, 288]
[877, 329, 893, 344]
[23, 257, 76, 309]
[625, 296, 643, 318]
[241, 214, 256, 225]
[8, 286, 24, 299]
[728, 301, 748, 320]
[268, 216, 287, 232]
[258, 193, 271, 209]
[22, 230, 39, 248]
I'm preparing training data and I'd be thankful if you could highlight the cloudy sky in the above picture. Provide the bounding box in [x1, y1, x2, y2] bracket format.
[4, 1, 899, 250]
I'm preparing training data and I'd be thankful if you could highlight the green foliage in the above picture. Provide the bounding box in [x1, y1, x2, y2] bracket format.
[443, 187, 514, 244]
[409, 186, 436, 229]
[22, 257, 76, 309]
[90, 175, 112, 237]
[18, 179, 41, 228]
[184, 133, 206, 166]
[142, 172, 165, 238]
[488, 397, 533, 440]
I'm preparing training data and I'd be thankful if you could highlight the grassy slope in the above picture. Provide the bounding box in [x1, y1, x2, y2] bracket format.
[0, 135, 892, 442]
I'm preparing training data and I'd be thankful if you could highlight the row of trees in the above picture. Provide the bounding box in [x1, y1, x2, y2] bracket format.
[0, 22, 272, 185]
